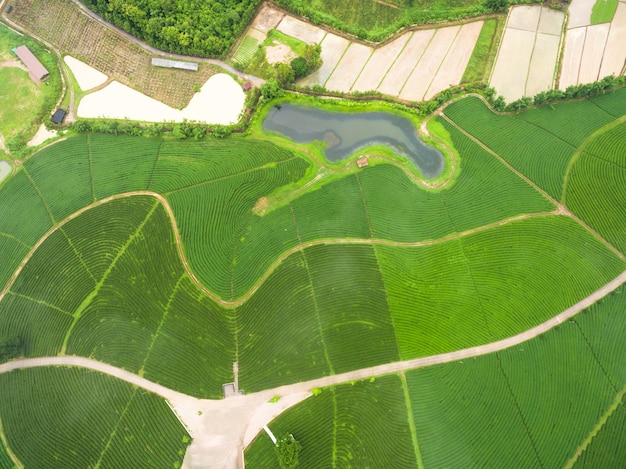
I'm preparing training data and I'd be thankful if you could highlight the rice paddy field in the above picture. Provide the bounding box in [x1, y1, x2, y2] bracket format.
[0, 87, 625, 466]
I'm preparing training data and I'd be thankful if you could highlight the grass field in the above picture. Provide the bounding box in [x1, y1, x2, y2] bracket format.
[0, 367, 189, 468]
[461, 17, 503, 83]
[6, 0, 219, 109]
[590, 0, 619, 23]
[233, 36, 260, 67]
[0, 24, 62, 154]
[246, 287, 626, 468]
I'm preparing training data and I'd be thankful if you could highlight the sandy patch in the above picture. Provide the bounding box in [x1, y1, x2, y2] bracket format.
[277, 16, 326, 44]
[578, 23, 610, 83]
[490, 28, 535, 101]
[400, 25, 460, 101]
[0, 160, 11, 184]
[378, 29, 434, 96]
[425, 21, 484, 101]
[325, 42, 373, 92]
[298, 33, 350, 87]
[526, 33, 561, 96]
[78, 73, 245, 124]
[507, 5, 542, 31]
[27, 124, 58, 147]
[0, 59, 28, 73]
[64, 56, 108, 91]
[599, 1, 626, 77]
[351, 35, 409, 92]
[568, 0, 594, 28]
[538, 7, 565, 35]
[265, 44, 296, 65]
[559, 28, 587, 89]
[250, 4, 284, 33]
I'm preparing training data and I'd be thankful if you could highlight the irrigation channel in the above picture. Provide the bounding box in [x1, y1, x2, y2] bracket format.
[0, 270, 624, 468]
[263, 103, 444, 178]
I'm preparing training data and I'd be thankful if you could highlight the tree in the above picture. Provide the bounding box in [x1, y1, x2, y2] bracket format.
[485, 0, 508, 11]
[275, 434, 302, 469]
[303, 43, 322, 71]
[261, 79, 285, 100]
[274, 62, 295, 85]
[290, 57, 310, 79]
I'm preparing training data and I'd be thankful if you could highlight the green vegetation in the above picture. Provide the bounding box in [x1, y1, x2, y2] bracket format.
[565, 120, 626, 254]
[274, 0, 503, 42]
[246, 287, 626, 468]
[0, 367, 189, 467]
[233, 35, 260, 67]
[245, 374, 418, 468]
[0, 24, 62, 155]
[590, 0, 618, 23]
[81, 0, 259, 57]
[461, 17, 503, 83]
[443, 93, 620, 199]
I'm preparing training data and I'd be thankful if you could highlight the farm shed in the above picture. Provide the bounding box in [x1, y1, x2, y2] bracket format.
[151, 58, 198, 71]
[51, 109, 66, 124]
[13, 45, 49, 80]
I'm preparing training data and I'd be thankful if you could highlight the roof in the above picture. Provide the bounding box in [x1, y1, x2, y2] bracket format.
[51, 109, 66, 124]
[357, 157, 369, 168]
[13, 45, 49, 80]
[151, 58, 198, 71]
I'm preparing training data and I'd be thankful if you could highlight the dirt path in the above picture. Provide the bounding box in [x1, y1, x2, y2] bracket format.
[66, 0, 264, 87]
[0, 190, 558, 308]
[0, 269, 624, 468]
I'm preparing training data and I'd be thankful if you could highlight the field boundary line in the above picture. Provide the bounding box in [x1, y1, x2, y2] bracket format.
[561, 114, 626, 204]
[523, 8, 542, 97]
[0, 189, 559, 308]
[400, 372, 425, 469]
[564, 383, 626, 468]
[398, 31, 436, 96]
[0, 418, 24, 469]
[439, 103, 626, 261]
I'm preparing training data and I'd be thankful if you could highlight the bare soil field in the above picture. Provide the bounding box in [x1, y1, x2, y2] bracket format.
[4, 0, 219, 108]
[377, 29, 435, 95]
[559, 0, 626, 89]
[568, 0, 594, 28]
[351, 35, 409, 92]
[299, 33, 350, 87]
[64, 55, 107, 91]
[276, 15, 326, 44]
[490, 5, 564, 102]
[323, 42, 373, 92]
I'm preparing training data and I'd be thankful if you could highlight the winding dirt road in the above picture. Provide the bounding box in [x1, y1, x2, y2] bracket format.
[0, 269, 624, 468]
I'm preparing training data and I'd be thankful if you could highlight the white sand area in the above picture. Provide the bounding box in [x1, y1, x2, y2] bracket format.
[77, 73, 245, 125]
[0, 160, 11, 184]
[27, 124, 59, 147]
[64, 56, 108, 91]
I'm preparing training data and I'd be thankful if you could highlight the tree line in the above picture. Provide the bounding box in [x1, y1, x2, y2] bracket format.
[82, 0, 262, 57]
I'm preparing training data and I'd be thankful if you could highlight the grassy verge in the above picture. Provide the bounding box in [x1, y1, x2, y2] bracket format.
[461, 16, 504, 84]
[591, 0, 618, 23]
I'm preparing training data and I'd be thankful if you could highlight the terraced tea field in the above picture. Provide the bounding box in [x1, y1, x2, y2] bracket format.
[0, 90, 625, 467]
[246, 287, 626, 468]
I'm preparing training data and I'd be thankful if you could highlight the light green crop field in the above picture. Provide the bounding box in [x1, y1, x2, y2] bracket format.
[591, 0, 619, 23]
[245, 287, 626, 468]
[0, 88, 625, 466]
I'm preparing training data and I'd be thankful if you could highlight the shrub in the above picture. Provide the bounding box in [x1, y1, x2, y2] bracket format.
[290, 57, 310, 79]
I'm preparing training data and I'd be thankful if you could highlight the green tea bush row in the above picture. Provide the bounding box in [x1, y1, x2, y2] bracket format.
[0, 367, 189, 467]
[9, 229, 95, 313]
[0, 293, 72, 358]
[238, 251, 330, 392]
[444, 96, 576, 198]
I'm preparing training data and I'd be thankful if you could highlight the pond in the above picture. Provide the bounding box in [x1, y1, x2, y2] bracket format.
[0, 160, 11, 184]
[262, 103, 443, 178]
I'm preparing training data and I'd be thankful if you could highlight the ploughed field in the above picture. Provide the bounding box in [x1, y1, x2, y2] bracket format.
[0, 89, 625, 466]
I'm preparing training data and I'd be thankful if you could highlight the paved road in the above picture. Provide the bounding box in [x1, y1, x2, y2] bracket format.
[1, 269, 624, 468]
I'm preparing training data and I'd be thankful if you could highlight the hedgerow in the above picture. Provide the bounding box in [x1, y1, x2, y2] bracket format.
[0, 367, 189, 468]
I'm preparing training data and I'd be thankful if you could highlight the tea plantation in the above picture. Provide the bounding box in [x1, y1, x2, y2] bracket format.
[0, 90, 625, 467]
